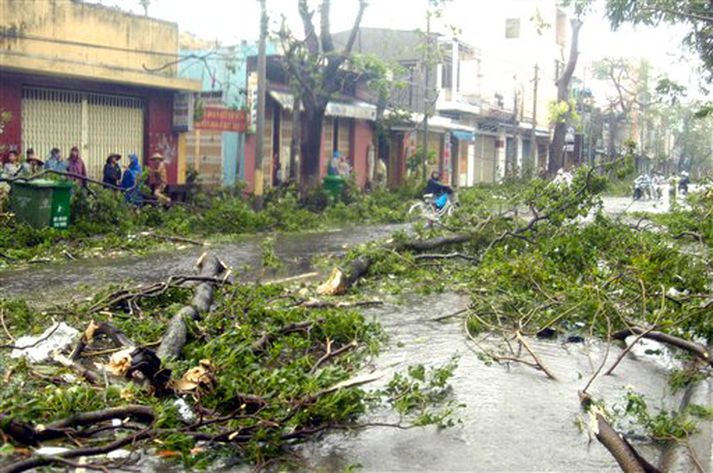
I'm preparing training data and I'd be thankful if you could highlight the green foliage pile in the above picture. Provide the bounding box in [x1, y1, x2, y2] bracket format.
[652, 188, 713, 248]
[0, 281, 458, 469]
[338, 167, 710, 344]
[0, 184, 416, 267]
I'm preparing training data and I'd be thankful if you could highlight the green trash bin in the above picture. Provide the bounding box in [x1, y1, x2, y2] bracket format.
[10, 179, 74, 229]
[323, 175, 345, 201]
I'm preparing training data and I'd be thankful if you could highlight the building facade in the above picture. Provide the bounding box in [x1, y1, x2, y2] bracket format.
[178, 38, 280, 188]
[242, 56, 377, 192]
[0, 0, 200, 182]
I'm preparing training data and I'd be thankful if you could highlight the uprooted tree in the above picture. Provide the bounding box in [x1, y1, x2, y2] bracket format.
[278, 0, 368, 189]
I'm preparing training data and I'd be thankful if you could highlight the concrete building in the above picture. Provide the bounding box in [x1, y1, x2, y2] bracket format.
[178, 38, 279, 188]
[242, 55, 377, 191]
[460, 0, 572, 174]
[333, 28, 476, 188]
[0, 0, 200, 182]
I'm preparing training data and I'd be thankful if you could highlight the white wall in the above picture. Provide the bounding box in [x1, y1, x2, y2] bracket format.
[445, 0, 569, 129]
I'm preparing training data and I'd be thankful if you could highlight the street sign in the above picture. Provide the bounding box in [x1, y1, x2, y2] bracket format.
[172, 92, 194, 132]
[565, 126, 575, 144]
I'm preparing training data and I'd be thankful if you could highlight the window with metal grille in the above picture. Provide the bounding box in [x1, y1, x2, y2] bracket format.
[505, 18, 521, 39]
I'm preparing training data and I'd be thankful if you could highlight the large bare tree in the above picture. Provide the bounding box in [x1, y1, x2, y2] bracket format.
[279, 0, 367, 189]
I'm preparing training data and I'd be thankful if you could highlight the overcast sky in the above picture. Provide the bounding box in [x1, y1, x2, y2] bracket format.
[96, 0, 702, 93]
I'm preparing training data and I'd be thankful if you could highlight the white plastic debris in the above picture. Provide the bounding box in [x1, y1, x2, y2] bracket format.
[35, 446, 71, 456]
[10, 322, 79, 363]
[106, 449, 131, 459]
[174, 398, 196, 423]
[666, 287, 689, 299]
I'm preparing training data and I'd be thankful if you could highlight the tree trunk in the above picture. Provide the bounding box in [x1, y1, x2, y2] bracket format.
[290, 94, 301, 182]
[549, 19, 582, 174]
[550, 122, 568, 172]
[300, 105, 326, 190]
[607, 114, 618, 161]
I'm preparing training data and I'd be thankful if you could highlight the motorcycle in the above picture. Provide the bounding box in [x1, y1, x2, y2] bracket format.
[678, 177, 689, 196]
[632, 176, 651, 201]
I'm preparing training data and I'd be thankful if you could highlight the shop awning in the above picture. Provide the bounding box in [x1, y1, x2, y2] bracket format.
[269, 90, 377, 121]
[452, 130, 474, 141]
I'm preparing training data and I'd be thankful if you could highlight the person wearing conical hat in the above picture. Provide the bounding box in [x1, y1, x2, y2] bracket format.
[22, 148, 44, 175]
[148, 152, 170, 205]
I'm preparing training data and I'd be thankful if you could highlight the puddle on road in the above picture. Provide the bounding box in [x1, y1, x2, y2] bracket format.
[302, 292, 679, 472]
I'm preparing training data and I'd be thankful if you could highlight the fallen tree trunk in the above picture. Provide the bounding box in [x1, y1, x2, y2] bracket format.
[612, 327, 711, 367]
[399, 233, 473, 252]
[156, 253, 225, 360]
[317, 232, 480, 295]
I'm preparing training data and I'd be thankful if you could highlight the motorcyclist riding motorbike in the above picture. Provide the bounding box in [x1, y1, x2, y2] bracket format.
[678, 171, 690, 195]
[633, 173, 653, 200]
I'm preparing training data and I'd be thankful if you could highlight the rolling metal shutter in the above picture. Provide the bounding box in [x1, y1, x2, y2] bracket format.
[22, 87, 144, 179]
[473, 135, 496, 183]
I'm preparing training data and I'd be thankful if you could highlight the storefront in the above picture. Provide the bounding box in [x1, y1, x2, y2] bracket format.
[0, 0, 201, 183]
[243, 88, 377, 190]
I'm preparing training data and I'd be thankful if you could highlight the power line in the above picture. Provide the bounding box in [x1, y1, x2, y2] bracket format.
[0, 31, 223, 59]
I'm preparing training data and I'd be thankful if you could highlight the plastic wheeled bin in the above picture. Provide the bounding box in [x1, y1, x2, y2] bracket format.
[323, 175, 345, 201]
[10, 179, 74, 229]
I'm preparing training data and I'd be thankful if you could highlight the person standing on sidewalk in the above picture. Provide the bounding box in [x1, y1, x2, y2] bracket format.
[148, 152, 170, 206]
[45, 147, 68, 173]
[22, 148, 44, 175]
[66, 146, 88, 187]
[103, 153, 122, 188]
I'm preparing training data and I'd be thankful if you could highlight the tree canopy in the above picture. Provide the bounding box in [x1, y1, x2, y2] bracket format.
[604, 0, 713, 80]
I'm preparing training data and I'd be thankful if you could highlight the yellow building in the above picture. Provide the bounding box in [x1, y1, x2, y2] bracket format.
[0, 0, 200, 182]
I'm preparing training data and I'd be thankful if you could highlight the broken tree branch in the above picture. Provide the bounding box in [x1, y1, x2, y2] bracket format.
[611, 327, 712, 367]
[156, 253, 226, 361]
[0, 428, 152, 473]
[515, 331, 557, 381]
[309, 340, 358, 374]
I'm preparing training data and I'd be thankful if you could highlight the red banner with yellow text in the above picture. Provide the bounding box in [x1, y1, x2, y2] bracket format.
[194, 107, 246, 133]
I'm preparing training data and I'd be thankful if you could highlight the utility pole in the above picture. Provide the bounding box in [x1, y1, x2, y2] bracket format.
[421, 6, 431, 182]
[530, 64, 539, 173]
[254, 0, 267, 209]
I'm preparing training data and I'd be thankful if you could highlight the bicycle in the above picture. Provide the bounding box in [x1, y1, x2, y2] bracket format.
[408, 193, 455, 225]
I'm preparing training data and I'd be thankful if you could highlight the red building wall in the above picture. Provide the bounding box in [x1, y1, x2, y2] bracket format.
[351, 119, 372, 188]
[146, 93, 178, 184]
[0, 72, 178, 182]
[0, 75, 23, 160]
